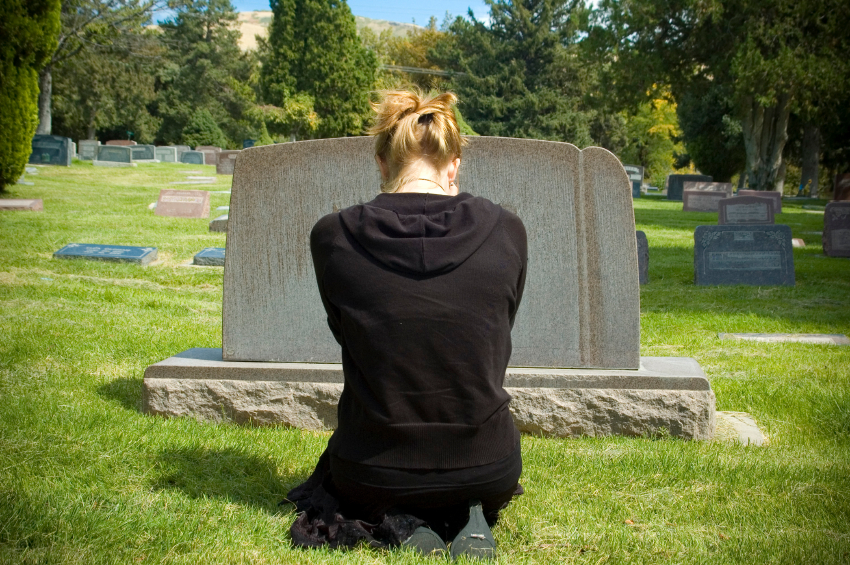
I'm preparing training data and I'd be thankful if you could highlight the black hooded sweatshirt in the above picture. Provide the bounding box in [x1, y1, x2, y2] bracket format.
[310, 192, 527, 470]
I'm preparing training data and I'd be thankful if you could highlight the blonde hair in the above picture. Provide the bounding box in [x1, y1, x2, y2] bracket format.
[368, 89, 467, 193]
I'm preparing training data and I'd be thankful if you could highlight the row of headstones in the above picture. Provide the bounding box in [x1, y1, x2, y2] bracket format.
[53, 243, 224, 267]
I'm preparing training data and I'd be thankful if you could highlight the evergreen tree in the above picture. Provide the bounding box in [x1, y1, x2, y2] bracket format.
[181, 108, 228, 148]
[261, 0, 376, 138]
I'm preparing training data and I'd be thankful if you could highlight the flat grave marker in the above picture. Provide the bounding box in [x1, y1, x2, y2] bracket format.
[94, 145, 135, 167]
[667, 174, 712, 201]
[0, 199, 43, 211]
[29, 135, 72, 167]
[718, 196, 774, 225]
[155, 147, 178, 163]
[193, 247, 225, 266]
[78, 140, 100, 160]
[694, 225, 794, 286]
[180, 151, 206, 165]
[683, 190, 726, 212]
[54, 243, 157, 265]
[718, 333, 850, 345]
[823, 202, 850, 257]
[683, 181, 733, 197]
[737, 190, 782, 214]
[155, 189, 211, 218]
[209, 214, 228, 232]
[216, 150, 240, 175]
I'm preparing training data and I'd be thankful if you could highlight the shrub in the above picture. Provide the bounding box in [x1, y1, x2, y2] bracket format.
[181, 109, 228, 149]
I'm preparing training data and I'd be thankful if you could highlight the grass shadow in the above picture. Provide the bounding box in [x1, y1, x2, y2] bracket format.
[97, 377, 143, 413]
[153, 446, 309, 514]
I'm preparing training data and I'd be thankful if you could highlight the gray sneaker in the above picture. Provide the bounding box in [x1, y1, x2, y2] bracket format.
[450, 500, 496, 560]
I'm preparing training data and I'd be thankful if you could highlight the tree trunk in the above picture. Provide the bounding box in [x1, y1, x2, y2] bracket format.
[800, 122, 820, 197]
[740, 93, 791, 191]
[36, 65, 53, 135]
[774, 155, 786, 193]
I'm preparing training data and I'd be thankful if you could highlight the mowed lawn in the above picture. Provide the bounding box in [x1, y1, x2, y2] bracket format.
[1, 161, 848, 564]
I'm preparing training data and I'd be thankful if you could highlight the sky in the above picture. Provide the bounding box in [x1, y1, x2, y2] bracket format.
[230, 0, 491, 25]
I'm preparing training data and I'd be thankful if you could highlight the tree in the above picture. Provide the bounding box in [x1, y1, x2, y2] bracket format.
[589, 0, 850, 190]
[181, 108, 227, 147]
[0, 0, 60, 192]
[618, 89, 685, 187]
[261, 0, 376, 138]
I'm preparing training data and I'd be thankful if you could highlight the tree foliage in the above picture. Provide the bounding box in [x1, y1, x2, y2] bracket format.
[0, 0, 60, 191]
[181, 108, 227, 148]
[618, 90, 685, 187]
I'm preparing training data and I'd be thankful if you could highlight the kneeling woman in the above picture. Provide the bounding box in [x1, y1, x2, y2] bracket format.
[288, 90, 527, 558]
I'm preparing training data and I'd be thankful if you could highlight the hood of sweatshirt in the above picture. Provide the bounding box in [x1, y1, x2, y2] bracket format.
[339, 192, 502, 275]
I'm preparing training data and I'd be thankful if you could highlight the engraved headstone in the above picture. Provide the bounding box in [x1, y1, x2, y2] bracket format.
[636, 230, 649, 284]
[93, 145, 135, 167]
[834, 173, 850, 201]
[54, 243, 157, 265]
[105, 140, 136, 146]
[209, 214, 228, 232]
[683, 190, 726, 212]
[155, 147, 178, 163]
[130, 144, 157, 161]
[194, 247, 225, 266]
[683, 181, 733, 197]
[78, 140, 101, 160]
[242, 139, 255, 149]
[199, 150, 217, 165]
[155, 189, 211, 218]
[737, 190, 782, 214]
[666, 174, 712, 201]
[694, 225, 794, 286]
[624, 164, 643, 199]
[216, 150, 240, 174]
[169, 145, 192, 161]
[29, 135, 72, 166]
[823, 202, 850, 257]
[718, 196, 774, 225]
[0, 199, 43, 211]
[180, 151, 206, 165]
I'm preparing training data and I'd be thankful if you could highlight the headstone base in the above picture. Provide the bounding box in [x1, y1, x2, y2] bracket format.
[143, 349, 716, 440]
[93, 160, 137, 167]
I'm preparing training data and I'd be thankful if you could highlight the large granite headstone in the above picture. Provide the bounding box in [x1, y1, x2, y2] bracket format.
[78, 140, 101, 160]
[155, 147, 178, 163]
[823, 202, 850, 257]
[683, 190, 727, 212]
[833, 173, 850, 201]
[718, 196, 774, 225]
[737, 190, 782, 214]
[154, 189, 211, 218]
[130, 145, 157, 161]
[694, 225, 794, 286]
[54, 243, 157, 265]
[683, 181, 733, 197]
[105, 140, 136, 146]
[181, 151, 206, 165]
[636, 230, 649, 284]
[666, 174, 712, 201]
[216, 150, 240, 175]
[0, 199, 43, 211]
[144, 137, 716, 440]
[93, 145, 135, 167]
[193, 247, 225, 266]
[29, 135, 72, 166]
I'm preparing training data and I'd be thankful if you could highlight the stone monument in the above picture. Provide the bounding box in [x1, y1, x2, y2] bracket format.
[93, 145, 135, 167]
[737, 190, 782, 214]
[216, 150, 240, 174]
[154, 189, 211, 218]
[144, 137, 715, 440]
[155, 147, 178, 163]
[209, 214, 228, 232]
[180, 151, 206, 165]
[130, 145, 158, 162]
[169, 145, 192, 161]
[78, 140, 101, 161]
[683, 181, 733, 197]
[718, 196, 774, 225]
[636, 231, 649, 284]
[0, 199, 43, 211]
[823, 202, 850, 257]
[666, 174, 712, 201]
[29, 135, 73, 167]
[623, 164, 643, 198]
[683, 190, 726, 212]
[694, 225, 794, 286]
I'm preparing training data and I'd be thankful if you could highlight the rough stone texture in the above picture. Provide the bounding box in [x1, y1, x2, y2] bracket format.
[181, 151, 206, 165]
[95, 145, 132, 163]
[29, 135, 72, 166]
[155, 147, 178, 163]
[54, 243, 157, 265]
[209, 214, 228, 232]
[216, 150, 240, 174]
[78, 140, 101, 160]
[131, 145, 156, 161]
[683, 181, 733, 197]
[636, 230, 649, 284]
[823, 202, 850, 257]
[224, 137, 640, 369]
[737, 190, 782, 214]
[683, 190, 726, 212]
[694, 225, 794, 286]
[666, 174, 712, 201]
[143, 349, 715, 439]
[193, 247, 225, 266]
[155, 189, 211, 218]
[718, 196, 774, 225]
[105, 140, 136, 146]
[718, 332, 850, 345]
[0, 199, 43, 211]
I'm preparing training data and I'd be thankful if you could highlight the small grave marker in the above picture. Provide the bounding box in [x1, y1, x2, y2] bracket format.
[718, 333, 850, 345]
[155, 189, 211, 218]
[78, 140, 101, 160]
[737, 190, 782, 214]
[216, 150, 240, 175]
[823, 202, 850, 257]
[683, 190, 726, 212]
[718, 196, 774, 225]
[54, 243, 157, 265]
[636, 230, 649, 284]
[29, 135, 72, 167]
[624, 164, 643, 199]
[209, 214, 228, 232]
[193, 247, 225, 266]
[694, 225, 794, 286]
[0, 199, 43, 211]
[180, 151, 206, 165]
[666, 174, 712, 201]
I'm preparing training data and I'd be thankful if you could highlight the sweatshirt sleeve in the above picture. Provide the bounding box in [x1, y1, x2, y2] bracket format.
[310, 214, 344, 345]
[503, 210, 528, 329]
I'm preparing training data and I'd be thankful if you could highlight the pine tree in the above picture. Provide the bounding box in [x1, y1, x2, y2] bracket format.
[261, 0, 376, 138]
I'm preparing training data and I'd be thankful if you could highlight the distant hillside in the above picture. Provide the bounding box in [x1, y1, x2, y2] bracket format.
[236, 11, 421, 51]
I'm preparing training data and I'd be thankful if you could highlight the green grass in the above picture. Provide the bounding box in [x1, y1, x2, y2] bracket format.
[1, 162, 849, 564]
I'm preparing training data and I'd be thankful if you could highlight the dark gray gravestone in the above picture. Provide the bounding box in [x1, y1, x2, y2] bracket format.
[169, 145, 191, 161]
[130, 145, 156, 161]
[823, 202, 850, 257]
[78, 140, 101, 160]
[694, 225, 794, 286]
[666, 174, 712, 201]
[243, 139, 255, 149]
[194, 247, 225, 266]
[623, 164, 643, 198]
[636, 230, 649, 284]
[683, 190, 726, 212]
[216, 150, 240, 175]
[29, 135, 72, 166]
[181, 151, 206, 165]
[95, 145, 132, 164]
[209, 214, 228, 232]
[54, 243, 157, 265]
[155, 147, 178, 162]
[737, 190, 782, 214]
[718, 196, 775, 225]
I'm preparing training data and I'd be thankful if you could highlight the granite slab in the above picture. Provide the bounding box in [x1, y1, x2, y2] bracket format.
[694, 225, 794, 286]
[54, 243, 157, 265]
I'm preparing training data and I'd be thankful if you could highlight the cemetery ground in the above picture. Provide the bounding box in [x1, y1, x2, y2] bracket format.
[1, 162, 849, 565]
